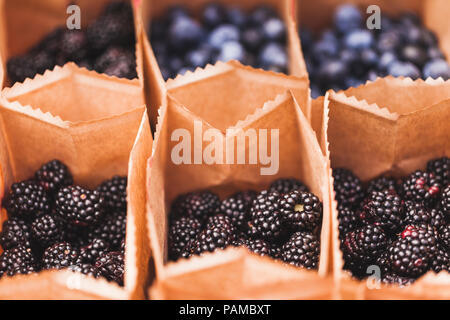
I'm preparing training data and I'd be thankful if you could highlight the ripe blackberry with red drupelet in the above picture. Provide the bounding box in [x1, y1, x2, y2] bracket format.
[0, 159, 128, 286]
[168, 177, 323, 271]
[334, 156, 450, 286]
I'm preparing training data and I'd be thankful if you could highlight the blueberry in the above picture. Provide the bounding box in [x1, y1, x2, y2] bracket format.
[186, 47, 214, 68]
[202, 3, 226, 29]
[423, 59, 450, 80]
[258, 42, 288, 71]
[226, 7, 247, 27]
[150, 19, 167, 41]
[178, 67, 194, 76]
[320, 29, 339, 44]
[405, 26, 437, 47]
[344, 77, 364, 89]
[401, 45, 428, 67]
[217, 41, 245, 63]
[334, 4, 362, 33]
[242, 26, 264, 52]
[248, 5, 276, 26]
[360, 49, 378, 68]
[339, 49, 359, 66]
[208, 24, 240, 49]
[169, 16, 204, 51]
[169, 56, 184, 74]
[312, 40, 339, 63]
[377, 30, 401, 52]
[427, 47, 444, 60]
[317, 59, 347, 85]
[367, 70, 378, 82]
[160, 66, 172, 81]
[399, 12, 421, 27]
[344, 29, 374, 50]
[310, 84, 321, 99]
[167, 5, 190, 23]
[299, 28, 313, 51]
[262, 17, 286, 42]
[378, 51, 397, 71]
[388, 61, 421, 79]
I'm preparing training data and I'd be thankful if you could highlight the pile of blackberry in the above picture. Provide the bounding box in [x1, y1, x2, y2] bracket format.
[0, 160, 127, 286]
[301, 4, 450, 97]
[168, 178, 322, 270]
[150, 3, 288, 80]
[7, 1, 137, 84]
[334, 156, 450, 286]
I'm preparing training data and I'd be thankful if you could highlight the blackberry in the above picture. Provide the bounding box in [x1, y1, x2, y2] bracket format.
[34, 159, 73, 195]
[103, 57, 137, 79]
[427, 157, 449, 186]
[29, 50, 56, 75]
[31, 214, 64, 247]
[55, 185, 105, 226]
[219, 194, 251, 229]
[69, 264, 101, 278]
[269, 178, 309, 194]
[94, 251, 124, 286]
[86, 6, 135, 52]
[33, 27, 64, 55]
[279, 190, 322, 232]
[382, 273, 416, 287]
[3, 181, 51, 220]
[359, 191, 404, 234]
[247, 190, 283, 241]
[206, 214, 234, 230]
[87, 211, 126, 250]
[96, 176, 127, 213]
[337, 205, 360, 240]
[366, 176, 398, 195]
[42, 242, 80, 270]
[0, 246, 37, 278]
[387, 225, 438, 277]
[404, 201, 434, 227]
[401, 170, 441, 207]
[171, 191, 220, 222]
[188, 223, 235, 256]
[168, 216, 202, 261]
[441, 185, 450, 217]
[64, 223, 90, 248]
[79, 238, 110, 264]
[94, 47, 135, 73]
[6, 55, 36, 83]
[120, 239, 126, 253]
[332, 168, 364, 208]
[438, 225, 450, 249]
[431, 246, 449, 273]
[231, 190, 258, 209]
[342, 225, 388, 264]
[281, 232, 320, 270]
[0, 218, 32, 250]
[60, 30, 88, 62]
[244, 238, 271, 257]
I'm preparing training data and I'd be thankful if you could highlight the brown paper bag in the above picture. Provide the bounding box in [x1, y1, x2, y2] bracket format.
[0, 63, 153, 299]
[146, 85, 333, 299]
[137, 0, 308, 130]
[320, 76, 450, 299]
[1, 0, 145, 87]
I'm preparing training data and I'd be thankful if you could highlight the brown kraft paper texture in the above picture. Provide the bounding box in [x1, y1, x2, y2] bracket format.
[136, 0, 308, 131]
[0, 63, 152, 299]
[146, 77, 333, 299]
[1, 0, 145, 88]
[320, 76, 450, 299]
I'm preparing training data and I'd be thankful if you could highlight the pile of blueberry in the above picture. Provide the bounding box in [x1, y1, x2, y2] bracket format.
[301, 4, 450, 98]
[150, 3, 288, 80]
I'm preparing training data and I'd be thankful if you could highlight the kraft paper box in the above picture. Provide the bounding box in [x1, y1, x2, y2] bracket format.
[319, 76, 450, 299]
[0, 63, 152, 299]
[136, 0, 308, 130]
[146, 76, 333, 299]
[1, 0, 145, 88]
